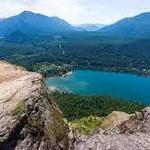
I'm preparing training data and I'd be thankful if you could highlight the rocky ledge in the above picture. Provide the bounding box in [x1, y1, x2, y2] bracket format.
[74, 107, 150, 150]
[0, 61, 69, 150]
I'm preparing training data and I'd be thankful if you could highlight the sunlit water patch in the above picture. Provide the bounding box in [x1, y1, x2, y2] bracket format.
[46, 70, 150, 104]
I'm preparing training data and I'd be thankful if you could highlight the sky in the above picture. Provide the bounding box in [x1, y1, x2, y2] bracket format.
[0, 0, 150, 25]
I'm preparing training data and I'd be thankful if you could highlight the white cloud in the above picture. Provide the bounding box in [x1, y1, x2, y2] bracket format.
[0, 1, 24, 17]
[0, 0, 150, 24]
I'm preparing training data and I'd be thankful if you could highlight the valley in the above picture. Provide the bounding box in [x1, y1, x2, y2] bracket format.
[0, 11, 150, 105]
[0, 5, 150, 149]
[1, 33, 150, 77]
[0, 11, 150, 78]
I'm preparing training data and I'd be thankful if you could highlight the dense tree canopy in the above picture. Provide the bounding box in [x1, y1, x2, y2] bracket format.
[51, 92, 145, 121]
[1, 32, 150, 76]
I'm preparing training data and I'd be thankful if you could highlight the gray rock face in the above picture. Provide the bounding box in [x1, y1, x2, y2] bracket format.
[74, 107, 150, 150]
[0, 61, 69, 150]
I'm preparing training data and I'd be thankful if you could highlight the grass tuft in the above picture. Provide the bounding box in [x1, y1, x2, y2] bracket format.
[11, 101, 26, 119]
[70, 116, 103, 135]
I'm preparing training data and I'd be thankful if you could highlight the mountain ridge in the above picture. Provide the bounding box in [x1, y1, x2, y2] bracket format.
[76, 24, 106, 31]
[0, 11, 74, 36]
[99, 12, 150, 37]
[1, 11, 150, 38]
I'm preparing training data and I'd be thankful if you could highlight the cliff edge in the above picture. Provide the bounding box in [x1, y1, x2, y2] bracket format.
[74, 107, 150, 150]
[0, 61, 150, 150]
[0, 61, 69, 150]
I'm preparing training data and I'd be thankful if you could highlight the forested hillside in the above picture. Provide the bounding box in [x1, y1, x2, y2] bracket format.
[1, 32, 150, 76]
[99, 12, 150, 38]
[51, 92, 144, 121]
[0, 11, 150, 76]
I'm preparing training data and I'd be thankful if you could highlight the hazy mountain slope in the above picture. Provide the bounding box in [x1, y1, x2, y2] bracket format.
[0, 11, 74, 36]
[99, 12, 150, 37]
[76, 24, 106, 31]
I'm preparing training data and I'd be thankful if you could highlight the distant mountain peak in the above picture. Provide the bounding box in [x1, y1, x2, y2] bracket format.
[21, 10, 32, 14]
[20, 10, 37, 14]
[19, 10, 36, 16]
[18, 11, 70, 24]
[0, 11, 74, 36]
[19, 11, 58, 19]
[76, 24, 106, 31]
[137, 12, 150, 16]
[99, 11, 150, 38]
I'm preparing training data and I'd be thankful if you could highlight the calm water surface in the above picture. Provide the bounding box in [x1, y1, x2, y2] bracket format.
[46, 70, 150, 104]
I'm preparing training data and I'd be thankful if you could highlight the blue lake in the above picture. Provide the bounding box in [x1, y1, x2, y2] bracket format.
[46, 70, 150, 104]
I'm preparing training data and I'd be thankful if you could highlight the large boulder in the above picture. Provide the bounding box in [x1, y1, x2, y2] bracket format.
[0, 61, 69, 150]
[101, 111, 131, 129]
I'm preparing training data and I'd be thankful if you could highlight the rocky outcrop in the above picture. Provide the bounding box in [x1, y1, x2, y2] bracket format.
[101, 111, 131, 129]
[0, 61, 150, 150]
[0, 61, 69, 150]
[74, 107, 150, 150]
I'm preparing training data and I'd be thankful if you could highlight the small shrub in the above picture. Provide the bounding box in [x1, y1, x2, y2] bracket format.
[70, 116, 103, 135]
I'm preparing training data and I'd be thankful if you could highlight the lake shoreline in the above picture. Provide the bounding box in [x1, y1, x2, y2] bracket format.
[46, 67, 150, 79]
[74, 66, 150, 78]
[43, 64, 150, 78]
[46, 69, 150, 104]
